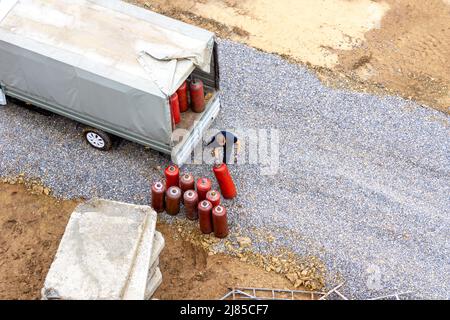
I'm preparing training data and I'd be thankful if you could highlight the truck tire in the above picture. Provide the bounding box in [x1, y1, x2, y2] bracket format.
[83, 128, 113, 151]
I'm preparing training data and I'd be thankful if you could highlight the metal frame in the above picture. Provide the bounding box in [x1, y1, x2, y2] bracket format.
[221, 284, 414, 301]
[319, 283, 348, 300]
[221, 287, 328, 301]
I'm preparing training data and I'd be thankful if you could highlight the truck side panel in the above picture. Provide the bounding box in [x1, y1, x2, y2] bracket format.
[0, 40, 173, 152]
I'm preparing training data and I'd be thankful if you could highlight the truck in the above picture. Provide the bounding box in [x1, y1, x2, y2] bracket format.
[0, 0, 221, 165]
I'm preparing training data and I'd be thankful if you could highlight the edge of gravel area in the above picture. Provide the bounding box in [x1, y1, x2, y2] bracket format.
[1, 38, 448, 299]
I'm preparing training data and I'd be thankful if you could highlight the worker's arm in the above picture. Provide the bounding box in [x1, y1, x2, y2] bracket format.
[214, 147, 220, 160]
[235, 140, 241, 154]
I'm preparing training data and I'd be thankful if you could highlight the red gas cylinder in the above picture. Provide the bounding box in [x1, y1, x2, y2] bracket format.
[165, 165, 180, 189]
[183, 190, 199, 220]
[189, 79, 205, 113]
[196, 177, 212, 202]
[198, 200, 213, 234]
[165, 186, 182, 216]
[206, 190, 221, 208]
[151, 181, 165, 213]
[212, 205, 228, 239]
[213, 163, 237, 199]
[180, 173, 195, 193]
[170, 93, 181, 125]
[176, 81, 189, 113]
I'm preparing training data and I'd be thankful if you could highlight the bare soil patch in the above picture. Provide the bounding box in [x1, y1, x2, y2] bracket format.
[336, 0, 450, 113]
[130, 0, 449, 113]
[0, 183, 79, 299]
[154, 223, 302, 300]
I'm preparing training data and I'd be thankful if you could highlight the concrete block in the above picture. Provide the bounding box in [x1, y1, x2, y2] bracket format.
[150, 231, 165, 266]
[147, 257, 159, 282]
[145, 268, 162, 300]
[42, 198, 157, 300]
[122, 212, 157, 300]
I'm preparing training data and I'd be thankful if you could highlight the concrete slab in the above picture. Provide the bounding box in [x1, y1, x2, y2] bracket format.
[42, 198, 157, 300]
[150, 231, 165, 266]
[122, 212, 157, 300]
[147, 257, 159, 282]
[145, 268, 162, 300]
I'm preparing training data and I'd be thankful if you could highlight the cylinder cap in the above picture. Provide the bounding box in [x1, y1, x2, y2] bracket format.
[168, 187, 181, 196]
[185, 190, 195, 198]
[201, 200, 210, 208]
[154, 182, 163, 190]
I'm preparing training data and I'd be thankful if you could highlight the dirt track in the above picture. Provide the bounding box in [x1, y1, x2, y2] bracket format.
[130, 0, 449, 113]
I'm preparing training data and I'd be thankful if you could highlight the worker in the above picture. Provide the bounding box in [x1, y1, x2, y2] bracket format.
[207, 131, 241, 164]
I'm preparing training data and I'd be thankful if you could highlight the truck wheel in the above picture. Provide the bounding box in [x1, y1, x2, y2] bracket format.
[83, 128, 112, 151]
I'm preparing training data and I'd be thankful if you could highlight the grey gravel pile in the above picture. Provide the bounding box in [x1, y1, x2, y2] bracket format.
[0, 39, 449, 299]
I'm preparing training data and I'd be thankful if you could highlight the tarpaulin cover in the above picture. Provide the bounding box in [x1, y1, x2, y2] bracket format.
[0, 0, 215, 146]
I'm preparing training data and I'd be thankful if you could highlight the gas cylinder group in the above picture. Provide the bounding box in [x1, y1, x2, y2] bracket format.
[150, 164, 234, 239]
[170, 79, 206, 128]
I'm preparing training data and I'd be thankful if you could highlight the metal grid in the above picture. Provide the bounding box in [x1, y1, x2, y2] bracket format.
[221, 283, 413, 301]
[221, 287, 328, 301]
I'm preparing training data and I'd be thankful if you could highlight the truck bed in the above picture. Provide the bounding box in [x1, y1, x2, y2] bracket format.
[176, 87, 217, 132]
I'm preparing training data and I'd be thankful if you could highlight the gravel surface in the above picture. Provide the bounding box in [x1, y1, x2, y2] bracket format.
[1, 39, 449, 299]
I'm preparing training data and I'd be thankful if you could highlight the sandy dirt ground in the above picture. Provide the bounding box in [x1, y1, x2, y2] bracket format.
[0, 182, 303, 300]
[154, 223, 307, 300]
[0, 182, 78, 300]
[130, 0, 449, 113]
